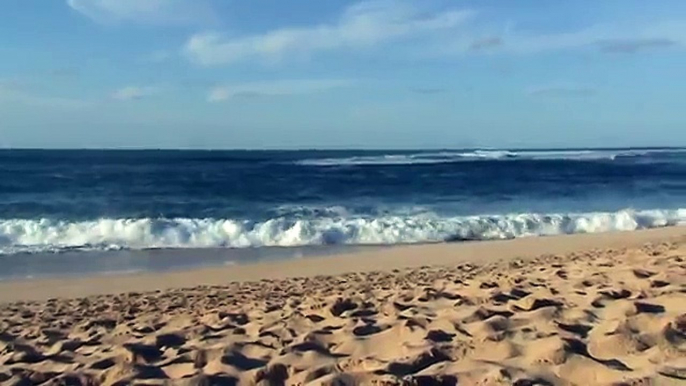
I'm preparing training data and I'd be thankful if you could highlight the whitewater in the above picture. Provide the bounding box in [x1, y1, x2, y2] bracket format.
[1, 208, 685, 255]
[295, 148, 686, 166]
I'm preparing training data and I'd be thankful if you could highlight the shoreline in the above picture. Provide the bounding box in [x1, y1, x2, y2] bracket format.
[1, 226, 683, 303]
[0, 244, 387, 283]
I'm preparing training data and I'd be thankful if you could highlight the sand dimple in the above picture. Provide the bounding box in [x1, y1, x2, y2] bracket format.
[1, 239, 685, 385]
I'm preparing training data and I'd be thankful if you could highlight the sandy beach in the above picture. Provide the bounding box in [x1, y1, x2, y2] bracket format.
[1, 228, 685, 385]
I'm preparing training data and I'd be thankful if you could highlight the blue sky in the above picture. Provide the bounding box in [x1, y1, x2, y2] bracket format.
[1, 0, 685, 149]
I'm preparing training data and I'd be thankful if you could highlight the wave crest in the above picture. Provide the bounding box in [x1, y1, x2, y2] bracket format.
[296, 148, 686, 166]
[0, 208, 684, 255]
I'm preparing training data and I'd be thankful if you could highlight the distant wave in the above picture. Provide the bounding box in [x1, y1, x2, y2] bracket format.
[0, 208, 684, 255]
[295, 148, 686, 166]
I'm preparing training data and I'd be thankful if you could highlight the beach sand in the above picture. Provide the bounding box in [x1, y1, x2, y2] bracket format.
[0, 228, 685, 385]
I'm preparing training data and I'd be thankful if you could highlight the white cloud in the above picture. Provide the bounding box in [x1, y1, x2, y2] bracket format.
[111, 86, 160, 100]
[67, 0, 215, 25]
[527, 83, 596, 97]
[184, 0, 474, 66]
[207, 79, 352, 102]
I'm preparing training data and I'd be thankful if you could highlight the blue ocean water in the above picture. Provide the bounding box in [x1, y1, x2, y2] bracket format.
[0, 148, 685, 256]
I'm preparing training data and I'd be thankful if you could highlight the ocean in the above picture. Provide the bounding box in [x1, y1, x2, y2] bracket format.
[1, 148, 685, 278]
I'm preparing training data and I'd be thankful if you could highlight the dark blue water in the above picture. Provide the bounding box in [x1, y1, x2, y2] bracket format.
[0, 148, 685, 256]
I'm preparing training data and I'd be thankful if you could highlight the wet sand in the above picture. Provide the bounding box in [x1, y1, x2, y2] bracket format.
[0, 227, 685, 385]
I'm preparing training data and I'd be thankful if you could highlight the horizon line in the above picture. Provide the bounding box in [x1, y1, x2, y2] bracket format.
[0, 145, 685, 152]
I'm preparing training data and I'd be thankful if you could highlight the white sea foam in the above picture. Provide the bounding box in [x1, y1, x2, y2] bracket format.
[296, 148, 685, 166]
[0, 209, 684, 255]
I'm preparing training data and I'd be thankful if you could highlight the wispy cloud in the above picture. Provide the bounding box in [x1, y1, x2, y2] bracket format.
[596, 38, 677, 53]
[67, 0, 215, 26]
[0, 78, 25, 90]
[180, 1, 685, 66]
[141, 50, 173, 63]
[207, 79, 352, 102]
[527, 83, 596, 97]
[0, 81, 90, 109]
[111, 86, 160, 100]
[184, 0, 474, 66]
[515, 22, 684, 54]
[409, 87, 447, 95]
[433, 19, 685, 56]
[469, 36, 503, 51]
[49, 68, 80, 78]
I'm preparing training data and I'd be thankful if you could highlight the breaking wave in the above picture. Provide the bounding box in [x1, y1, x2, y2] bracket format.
[296, 148, 686, 166]
[1, 208, 684, 255]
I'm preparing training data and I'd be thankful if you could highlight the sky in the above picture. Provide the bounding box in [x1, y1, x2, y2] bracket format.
[1, 0, 685, 149]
